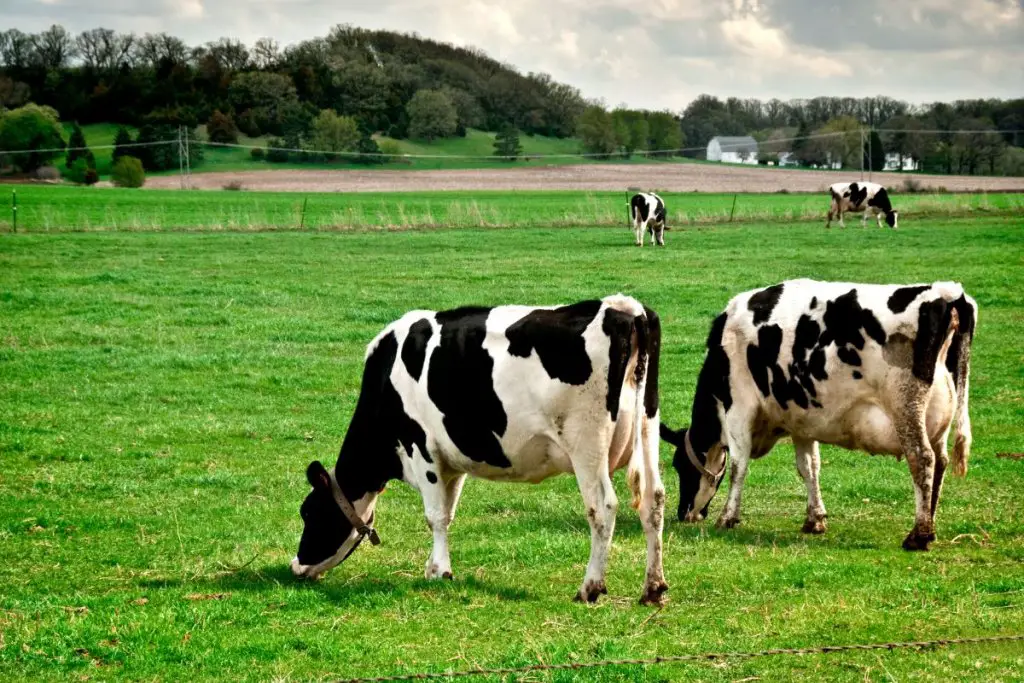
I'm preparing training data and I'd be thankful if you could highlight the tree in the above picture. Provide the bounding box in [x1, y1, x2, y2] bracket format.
[111, 155, 145, 187]
[351, 133, 385, 165]
[863, 130, 885, 173]
[647, 111, 683, 158]
[576, 105, 616, 158]
[112, 126, 134, 162]
[65, 122, 95, 170]
[310, 109, 360, 155]
[206, 110, 239, 144]
[406, 89, 458, 141]
[493, 124, 523, 161]
[812, 116, 862, 168]
[0, 103, 66, 172]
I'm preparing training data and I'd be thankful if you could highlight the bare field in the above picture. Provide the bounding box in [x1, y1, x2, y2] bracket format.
[144, 162, 1024, 193]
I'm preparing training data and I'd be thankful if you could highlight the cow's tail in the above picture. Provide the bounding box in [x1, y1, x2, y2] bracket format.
[626, 305, 660, 511]
[949, 293, 977, 477]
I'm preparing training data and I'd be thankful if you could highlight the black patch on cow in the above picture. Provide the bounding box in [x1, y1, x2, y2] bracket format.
[819, 289, 887, 352]
[837, 347, 862, 367]
[809, 347, 828, 380]
[425, 471, 438, 484]
[848, 182, 867, 208]
[631, 194, 650, 223]
[602, 308, 633, 421]
[867, 187, 893, 213]
[852, 371, 863, 379]
[887, 286, 930, 314]
[747, 344, 770, 397]
[506, 300, 600, 386]
[789, 315, 823, 399]
[809, 296, 818, 310]
[428, 307, 511, 468]
[911, 298, 953, 384]
[401, 318, 433, 381]
[642, 306, 661, 418]
[748, 284, 785, 325]
[652, 197, 666, 224]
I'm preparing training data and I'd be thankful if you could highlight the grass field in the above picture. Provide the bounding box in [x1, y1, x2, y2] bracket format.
[1, 208, 1023, 681]
[4, 185, 1023, 232]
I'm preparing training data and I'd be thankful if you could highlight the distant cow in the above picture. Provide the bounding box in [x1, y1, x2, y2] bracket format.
[660, 278, 976, 550]
[827, 181, 898, 228]
[291, 295, 668, 605]
[630, 192, 666, 246]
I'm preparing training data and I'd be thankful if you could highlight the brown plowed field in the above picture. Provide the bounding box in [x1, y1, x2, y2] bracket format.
[145, 163, 1024, 193]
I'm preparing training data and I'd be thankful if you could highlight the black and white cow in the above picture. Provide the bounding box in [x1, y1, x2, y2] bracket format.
[291, 295, 669, 605]
[630, 192, 666, 247]
[827, 181, 898, 229]
[660, 279, 976, 550]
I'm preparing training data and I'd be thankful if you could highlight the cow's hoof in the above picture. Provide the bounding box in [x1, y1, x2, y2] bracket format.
[639, 580, 669, 606]
[802, 518, 827, 535]
[681, 510, 704, 523]
[574, 580, 607, 603]
[902, 531, 936, 551]
[716, 516, 740, 529]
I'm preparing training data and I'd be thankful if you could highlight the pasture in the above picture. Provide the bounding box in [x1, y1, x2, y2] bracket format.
[1, 192, 1023, 681]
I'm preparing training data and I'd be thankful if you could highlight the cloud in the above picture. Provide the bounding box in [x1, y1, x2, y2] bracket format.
[2, 0, 1021, 109]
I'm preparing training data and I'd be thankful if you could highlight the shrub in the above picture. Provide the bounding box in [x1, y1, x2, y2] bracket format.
[83, 168, 99, 185]
[352, 134, 385, 165]
[0, 103, 66, 172]
[377, 139, 402, 157]
[223, 181, 244, 191]
[35, 165, 60, 181]
[901, 178, 923, 194]
[250, 147, 265, 160]
[67, 157, 91, 184]
[266, 139, 289, 163]
[111, 156, 145, 188]
[206, 110, 239, 144]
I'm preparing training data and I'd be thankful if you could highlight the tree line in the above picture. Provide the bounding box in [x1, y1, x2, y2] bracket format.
[1, 23, 1022, 176]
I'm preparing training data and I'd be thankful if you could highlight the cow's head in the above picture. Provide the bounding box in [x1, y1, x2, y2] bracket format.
[662, 424, 727, 522]
[886, 210, 898, 228]
[290, 460, 378, 580]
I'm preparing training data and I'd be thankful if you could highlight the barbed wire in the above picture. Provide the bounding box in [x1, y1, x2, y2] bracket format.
[329, 633, 1024, 683]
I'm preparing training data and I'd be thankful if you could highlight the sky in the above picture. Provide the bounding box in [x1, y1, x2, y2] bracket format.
[4, 0, 1023, 110]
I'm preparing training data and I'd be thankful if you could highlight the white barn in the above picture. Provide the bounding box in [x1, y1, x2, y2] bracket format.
[706, 136, 759, 164]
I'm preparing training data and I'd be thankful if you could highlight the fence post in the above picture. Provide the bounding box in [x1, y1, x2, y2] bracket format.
[11, 189, 16, 233]
[729, 193, 738, 222]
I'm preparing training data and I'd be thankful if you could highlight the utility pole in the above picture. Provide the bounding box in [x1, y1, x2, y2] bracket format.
[868, 126, 873, 181]
[184, 127, 191, 190]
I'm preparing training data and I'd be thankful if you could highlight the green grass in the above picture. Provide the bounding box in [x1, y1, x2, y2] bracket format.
[1, 214, 1023, 681]
[4, 185, 1023, 232]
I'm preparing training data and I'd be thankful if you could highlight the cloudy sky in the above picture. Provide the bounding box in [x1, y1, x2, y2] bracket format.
[5, 0, 1023, 110]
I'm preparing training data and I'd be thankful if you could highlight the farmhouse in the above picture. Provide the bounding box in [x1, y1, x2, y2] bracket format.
[706, 136, 759, 164]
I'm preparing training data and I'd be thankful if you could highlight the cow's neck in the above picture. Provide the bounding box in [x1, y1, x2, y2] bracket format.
[333, 437, 402, 502]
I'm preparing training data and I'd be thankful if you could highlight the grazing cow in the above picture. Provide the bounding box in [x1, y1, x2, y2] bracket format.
[291, 295, 668, 605]
[660, 278, 976, 551]
[827, 181, 898, 229]
[630, 192, 667, 247]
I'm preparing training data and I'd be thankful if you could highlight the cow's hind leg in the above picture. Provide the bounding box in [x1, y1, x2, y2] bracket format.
[930, 429, 951, 523]
[794, 437, 827, 534]
[572, 447, 617, 603]
[421, 472, 464, 580]
[636, 415, 668, 605]
[897, 399, 938, 551]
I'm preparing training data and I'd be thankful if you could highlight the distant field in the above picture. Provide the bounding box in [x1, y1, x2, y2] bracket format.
[1, 217, 1022, 681]
[3, 185, 1023, 232]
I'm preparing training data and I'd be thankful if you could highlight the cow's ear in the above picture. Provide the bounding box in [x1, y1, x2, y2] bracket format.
[306, 461, 331, 491]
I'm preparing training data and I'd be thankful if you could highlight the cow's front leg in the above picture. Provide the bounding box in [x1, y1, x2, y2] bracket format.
[655, 223, 666, 247]
[573, 461, 617, 603]
[421, 472, 457, 580]
[794, 437, 827, 534]
[635, 222, 644, 247]
[716, 431, 751, 529]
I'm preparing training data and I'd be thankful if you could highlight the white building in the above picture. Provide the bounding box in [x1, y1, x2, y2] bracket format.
[706, 136, 759, 164]
[883, 153, 920, 171]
